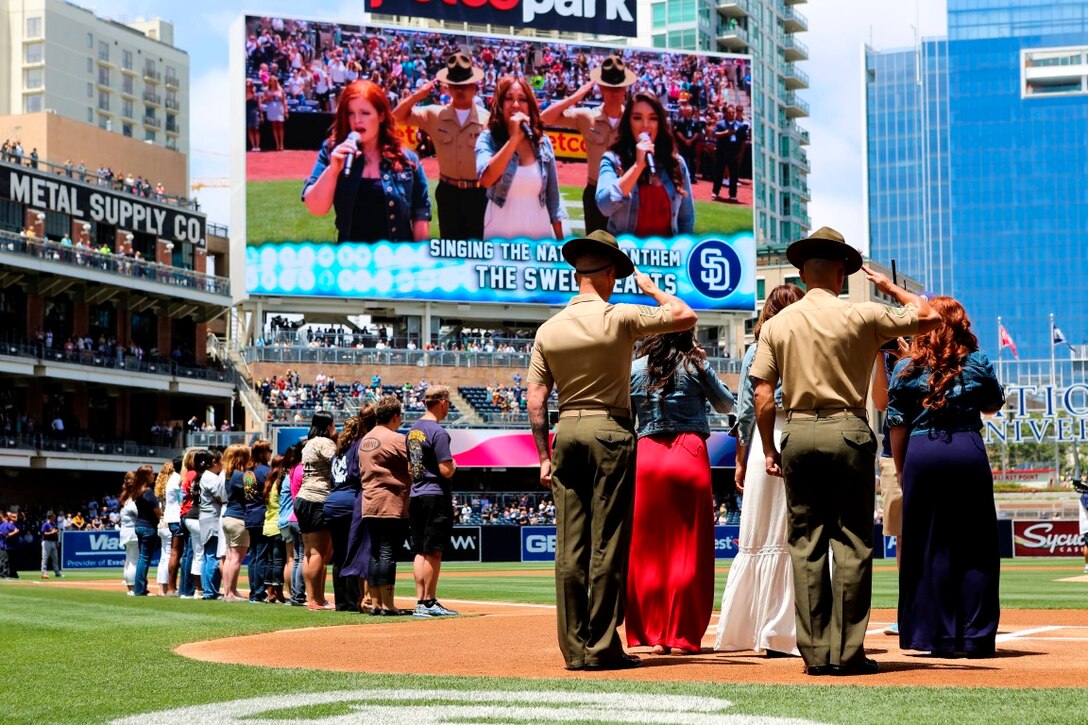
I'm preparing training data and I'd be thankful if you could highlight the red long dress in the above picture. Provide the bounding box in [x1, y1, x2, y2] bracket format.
[624, 431, 715, 652]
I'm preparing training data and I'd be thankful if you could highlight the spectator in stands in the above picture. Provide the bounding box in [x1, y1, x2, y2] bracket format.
[296, 411, 338, 610]
[153, 461, 178, 596]
[355, 395, 410, 615]
[261, 76, 288, 151]
[245, 440, 273, 603]
[132, 465, 162, 597]
[626, 329, 733, 655]
[302, 80, 431, 243]
[118, 472, 139, 594]
[69, 511, 85, 530]
[327, 408, 374, 611]
[279, 442, 306, 606]
[198, 449, 225, 600]
[407, 385, 459, 618]
[220, 444, 253, 602]
[246, 79, 263, 151]
[261, 454, 288, 604]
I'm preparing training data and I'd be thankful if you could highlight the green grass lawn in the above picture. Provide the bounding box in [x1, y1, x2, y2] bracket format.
[248, 180, 751, 244]
[3, 558, 1086, 723]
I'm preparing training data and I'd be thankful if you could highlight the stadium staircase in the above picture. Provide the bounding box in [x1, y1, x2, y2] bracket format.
[206, 333, 269, 437]
[448, 388, 485, 426]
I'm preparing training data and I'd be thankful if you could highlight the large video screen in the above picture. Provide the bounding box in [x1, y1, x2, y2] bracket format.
[242, 15, 755, 311]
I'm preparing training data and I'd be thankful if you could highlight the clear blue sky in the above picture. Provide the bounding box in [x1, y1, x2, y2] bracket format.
[95, 0, 947, 246]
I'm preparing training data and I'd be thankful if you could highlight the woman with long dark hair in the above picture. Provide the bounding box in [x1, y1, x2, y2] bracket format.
[131, 464, 162, 597]
[295, 411, 338, 610]
[627, 328, 734, 654]
[476, 76, 564, 240]
[261, 454, 288, 604]
[716, 284, 805, 656]
[596, 92, 694, 238]
[179, 449, 204, 599]
[302, 79, 431, 243]
[325, 406, 376, 611]
[244, 440, 273, 603]
[888, 297, 1004, 657]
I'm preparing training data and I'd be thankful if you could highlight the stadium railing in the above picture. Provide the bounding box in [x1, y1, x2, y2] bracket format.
[1, 433, 182, 460]
[0, 230, 231, 297]
[0, 339, 231, 383]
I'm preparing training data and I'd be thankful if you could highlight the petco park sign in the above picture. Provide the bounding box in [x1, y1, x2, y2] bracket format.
[364, 0, 637, 37]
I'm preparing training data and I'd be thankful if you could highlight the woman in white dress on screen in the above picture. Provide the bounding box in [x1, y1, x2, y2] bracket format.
[475, 76, 564, 241]
[716, 283, 805, 657]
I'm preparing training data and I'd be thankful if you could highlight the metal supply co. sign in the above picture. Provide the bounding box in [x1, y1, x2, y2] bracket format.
[365, 0, 637, 37]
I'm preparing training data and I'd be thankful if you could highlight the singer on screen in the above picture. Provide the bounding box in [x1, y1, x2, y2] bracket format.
[301, 80, 431, 243]
[475, 77, 564, 241]
[596, 92, 694, 238]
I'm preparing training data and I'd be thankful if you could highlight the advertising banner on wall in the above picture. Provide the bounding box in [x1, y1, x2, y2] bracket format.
[1012, 520, 1083, 557]
[61, 530, 161, 569]
[521, 525, 741, 562]
[364, 0, 639, 38]
[399, 526, 482, 562]
[242, 16, 756, 312]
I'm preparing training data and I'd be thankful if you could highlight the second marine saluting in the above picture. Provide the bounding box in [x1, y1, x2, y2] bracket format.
[392, 53, 489, 241]
[302, 80, 431, 243]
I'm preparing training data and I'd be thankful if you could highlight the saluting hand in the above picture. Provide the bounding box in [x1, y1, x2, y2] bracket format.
[415, 79, 438, 100]
[861, 264, 892, 293]
[574, 82, 594, 101]
[634, 270, 660, 297]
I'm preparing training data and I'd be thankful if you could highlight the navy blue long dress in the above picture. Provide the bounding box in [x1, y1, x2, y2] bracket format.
[887, 350, 1005, 656]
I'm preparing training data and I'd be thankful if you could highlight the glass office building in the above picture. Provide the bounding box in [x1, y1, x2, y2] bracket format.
[648, 0, 812, 247]
[865, 0, 1088, 361]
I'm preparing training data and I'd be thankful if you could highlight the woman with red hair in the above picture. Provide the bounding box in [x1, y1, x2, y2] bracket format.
[887, 296, 1005, 658]
[303, 80, 431, 243]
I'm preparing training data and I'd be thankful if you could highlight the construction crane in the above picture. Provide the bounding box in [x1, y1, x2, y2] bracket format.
[191, 177, 230, 192]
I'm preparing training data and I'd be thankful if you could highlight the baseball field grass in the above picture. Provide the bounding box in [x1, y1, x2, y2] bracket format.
[3, 558, 1085, 724]
[246, 180, 753, 244]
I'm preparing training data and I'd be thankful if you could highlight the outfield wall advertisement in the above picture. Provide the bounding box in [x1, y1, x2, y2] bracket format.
[243, 15, 756, 311]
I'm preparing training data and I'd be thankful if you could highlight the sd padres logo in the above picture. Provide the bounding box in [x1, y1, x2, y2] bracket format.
[688, 239, 742, 299]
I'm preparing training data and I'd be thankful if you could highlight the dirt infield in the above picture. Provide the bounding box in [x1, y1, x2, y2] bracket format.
[246, 150, 754, 206]
[174, 598, 1087, 688]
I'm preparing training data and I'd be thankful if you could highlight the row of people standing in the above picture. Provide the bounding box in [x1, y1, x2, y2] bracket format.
[304, 53, 696, 243]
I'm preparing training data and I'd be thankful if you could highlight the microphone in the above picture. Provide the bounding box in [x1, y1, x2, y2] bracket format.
[342, 131, 361, 177]
[639, 132, 656, 176]
[520, 121, 535, 142]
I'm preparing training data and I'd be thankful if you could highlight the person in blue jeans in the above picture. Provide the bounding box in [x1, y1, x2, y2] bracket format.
[132, 464, 162, 596]
[197, 449, 225, 599]
[279, 443, 306, 606]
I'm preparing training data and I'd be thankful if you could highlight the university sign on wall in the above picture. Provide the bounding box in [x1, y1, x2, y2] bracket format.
[364, 0, 638, 37]
[984, 384, 1088, 443]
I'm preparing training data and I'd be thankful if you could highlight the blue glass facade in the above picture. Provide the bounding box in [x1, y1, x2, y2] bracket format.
[866, 0, 1088, 360]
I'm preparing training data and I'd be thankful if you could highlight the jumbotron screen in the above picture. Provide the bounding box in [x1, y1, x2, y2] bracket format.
[241, 15, 755, 311]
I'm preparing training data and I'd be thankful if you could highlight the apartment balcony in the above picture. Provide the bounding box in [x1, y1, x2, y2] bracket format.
[165, 97, 180, 111]
[120, 86, 137, 100]
[785, 123, 810, 146]
[784, 0, 806, 5]
[784, 90, 809, 118]
[783, 35, 809, 61]
[716, 0, 749, 18]
[121, 65, 137, 76]
[165, 74, 180, 89]
[789, 176, 811, 200]
[781, 3, 808, 33]
[783, 62, 809, 90]
[143, 90, 162, 105]
[143, 68, 161, 83]
[96, 55, 115, 68]
[717, 23, 749, 51]
[143, 115, 162, 129]
[791, 146, 810, 172]
[785, 208, 811, 229]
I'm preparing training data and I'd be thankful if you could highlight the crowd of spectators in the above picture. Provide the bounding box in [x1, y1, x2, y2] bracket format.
[256, 371, 446, 419]
[453, 493, 556, 526]
[1, 139, 190, 207]
[6, 329, 204, 370]
[243, 17, 751, 151]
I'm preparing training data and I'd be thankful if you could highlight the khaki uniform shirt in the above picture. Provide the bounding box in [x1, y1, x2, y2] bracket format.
[359, 425, 411, 519]
[550, 106, 621, 184]
[408, 104, 489, 181]
[750, 288, 919, 411]
[528, 294, 674, 414]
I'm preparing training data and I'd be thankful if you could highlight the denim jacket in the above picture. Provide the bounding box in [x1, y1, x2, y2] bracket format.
[474, 131, 564, 223]
[595, 151, 695, 237]
[732, 342, 784, 446]
[887, 350, 1005, 436]
[301, 144, 431, 242]
[631, 357, 734, 439]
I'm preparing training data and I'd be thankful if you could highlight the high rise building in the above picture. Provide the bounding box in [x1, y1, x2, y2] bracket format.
[644, 0, 812, 247]
[865, 0, 1088, 360]
[0, 0, 190, 156]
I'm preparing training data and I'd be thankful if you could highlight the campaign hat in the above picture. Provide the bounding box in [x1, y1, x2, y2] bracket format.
[561, 230, 634, 279]
[589, 55, 637, 88]
[435, 52, 484, 85]
[786, 226, 863, 275]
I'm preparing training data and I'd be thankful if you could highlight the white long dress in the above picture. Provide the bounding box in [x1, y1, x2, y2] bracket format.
[483, 162, 552, 241]
[714, 410, 799, 655]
